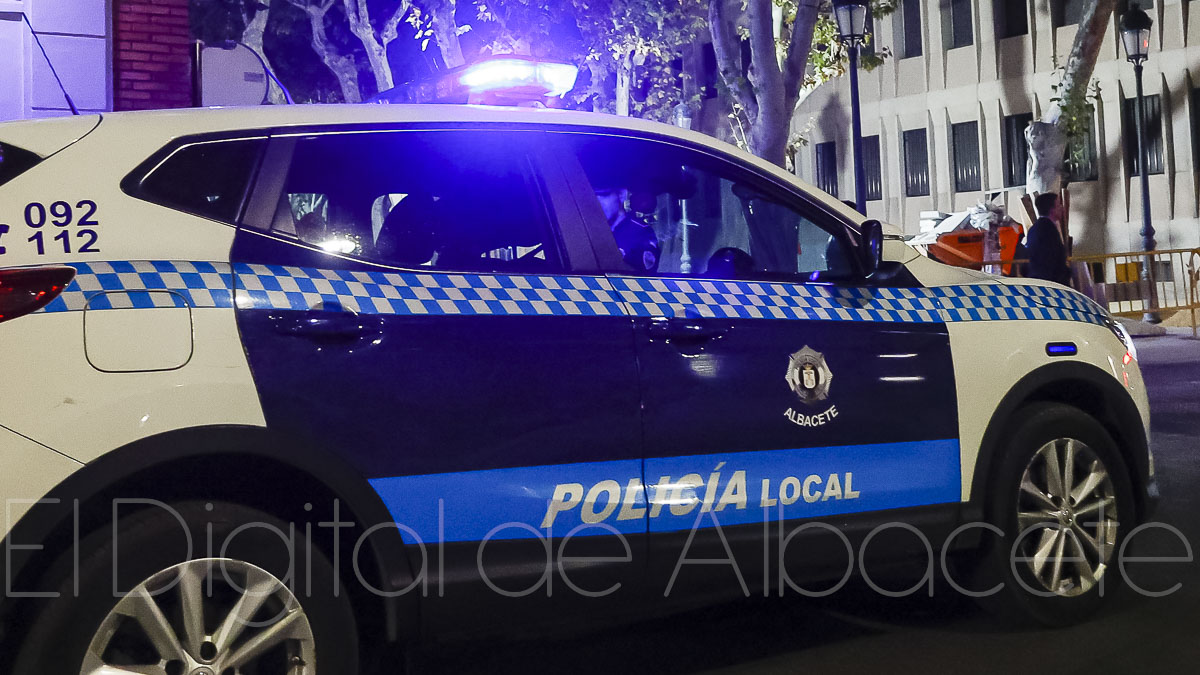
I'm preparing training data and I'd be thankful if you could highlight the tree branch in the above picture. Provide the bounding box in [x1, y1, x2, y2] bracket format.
[782, 0, 821, 114]
[287, 0, 362, 102]
[427, 0, 465, 68]
[1046, 0, 1118, 126]
[709, 0, 757, 123]
[381, 0, 412, 46]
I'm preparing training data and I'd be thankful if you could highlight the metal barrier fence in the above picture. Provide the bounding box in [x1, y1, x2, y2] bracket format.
[968, 247, 1200, 338]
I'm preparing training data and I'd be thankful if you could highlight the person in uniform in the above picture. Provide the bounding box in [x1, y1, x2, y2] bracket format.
[594, 186, 660, 273]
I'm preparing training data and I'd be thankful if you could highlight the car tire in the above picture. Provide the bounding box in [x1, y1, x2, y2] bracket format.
[12, 500, 360, 674]
[970, 402, 1136, 626]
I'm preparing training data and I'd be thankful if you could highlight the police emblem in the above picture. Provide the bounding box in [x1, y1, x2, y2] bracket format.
[785, 346, 833, 404]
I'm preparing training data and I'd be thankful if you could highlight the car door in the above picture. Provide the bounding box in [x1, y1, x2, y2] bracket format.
[553, 130, 962, 602]
[233, 126, 646, 632]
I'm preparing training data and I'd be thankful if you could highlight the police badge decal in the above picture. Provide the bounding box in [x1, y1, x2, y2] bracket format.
[784, 346, 839, 427]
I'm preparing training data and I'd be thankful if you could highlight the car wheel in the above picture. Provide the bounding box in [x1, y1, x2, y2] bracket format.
[13, 500, 360, 674]
[972, 402, 1135, 626]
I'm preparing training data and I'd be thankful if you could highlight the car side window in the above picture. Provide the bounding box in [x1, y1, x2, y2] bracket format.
[268, 130, 560, 273]
[566, 134, 855, 280]
[0, 142, 42, 188]
[132, 137, 266, 224]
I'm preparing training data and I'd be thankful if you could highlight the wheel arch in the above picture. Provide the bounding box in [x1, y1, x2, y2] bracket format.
[0, 424, 418, 656]
[966, 361, 1152, 523]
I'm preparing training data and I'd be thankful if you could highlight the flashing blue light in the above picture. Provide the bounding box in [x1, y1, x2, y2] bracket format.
[457, 58, 579, 97]
[1046, 342, 1078, 356]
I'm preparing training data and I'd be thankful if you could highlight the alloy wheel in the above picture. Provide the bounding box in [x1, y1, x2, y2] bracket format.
[79, 558, 316, 675]
[1015, 437, 1119, 597]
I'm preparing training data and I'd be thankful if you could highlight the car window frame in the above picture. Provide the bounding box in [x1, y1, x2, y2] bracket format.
[545, 128, 870, 284]
[241, 124, 593, 274]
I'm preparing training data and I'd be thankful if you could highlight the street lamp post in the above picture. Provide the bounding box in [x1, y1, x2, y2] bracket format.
[833, 0, 870, 216]
[673, 103, 696, 274]
[1121, 7, 1160, 323]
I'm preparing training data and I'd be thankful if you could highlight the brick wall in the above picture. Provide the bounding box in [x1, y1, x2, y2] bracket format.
[114, 0, 192, 111]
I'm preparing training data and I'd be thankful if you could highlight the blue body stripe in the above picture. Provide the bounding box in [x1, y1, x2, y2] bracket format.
[33, 260, 1111, 327]
[367, 439, 961, 543]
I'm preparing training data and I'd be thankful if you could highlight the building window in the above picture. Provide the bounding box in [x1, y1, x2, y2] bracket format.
[1052, 0, 1086, 27]
[951, 121, 981, 193]
[943, 0, 973, 49]
[903, 128, 930, 197]
[1065, 120, 1099, 183]
[898, 0, 923, 58]
[863, 135, 883, 201]
[995, 0, 1029, 39]
[1123, 94, 1165, 176]
[1002, 112, 1034, 188]
[815, 141, 838, 198]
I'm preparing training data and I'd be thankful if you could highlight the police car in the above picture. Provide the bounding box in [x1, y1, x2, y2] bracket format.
[0, 105, 1155, 673]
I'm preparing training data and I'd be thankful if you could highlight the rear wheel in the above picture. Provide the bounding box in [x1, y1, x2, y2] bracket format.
[973, 403, 1135, 626]
[13, 501, 360, 674]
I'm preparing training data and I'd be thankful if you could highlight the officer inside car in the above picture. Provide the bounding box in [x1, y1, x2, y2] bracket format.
[594, 184, 660, 273]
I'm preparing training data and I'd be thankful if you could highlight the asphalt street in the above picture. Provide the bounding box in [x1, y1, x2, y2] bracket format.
[431, 329, 1200, 674]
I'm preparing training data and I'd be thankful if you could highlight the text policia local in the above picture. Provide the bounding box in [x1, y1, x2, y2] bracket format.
[541, 471, 860, 529]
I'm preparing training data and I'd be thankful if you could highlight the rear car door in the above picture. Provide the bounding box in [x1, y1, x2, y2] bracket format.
[234, 127, 646, 631]
[555, 131, 962, 600]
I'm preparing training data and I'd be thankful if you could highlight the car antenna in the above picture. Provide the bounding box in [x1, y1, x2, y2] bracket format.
[22, 13, 80, 115]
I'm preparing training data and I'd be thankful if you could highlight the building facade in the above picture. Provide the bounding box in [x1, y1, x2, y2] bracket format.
[795, 0, 1200, 257]
[0, 0, 189, 122]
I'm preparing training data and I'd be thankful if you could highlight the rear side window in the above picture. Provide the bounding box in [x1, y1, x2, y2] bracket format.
[127, 137, 265, 224]
[0, 142, 42, 188]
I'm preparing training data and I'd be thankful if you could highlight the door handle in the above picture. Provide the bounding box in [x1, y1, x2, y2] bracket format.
[647, 317, 729, 342]
[269, 304, 379, 342]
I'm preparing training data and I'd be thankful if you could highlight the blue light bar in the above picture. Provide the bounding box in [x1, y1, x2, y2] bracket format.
[1045, 342, 1078, 357]
[457, 58, 579, 97]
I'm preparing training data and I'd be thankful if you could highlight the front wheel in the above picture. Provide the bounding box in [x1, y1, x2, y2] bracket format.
[13, 501, 360, 674]
[972, 402, 1136, 626]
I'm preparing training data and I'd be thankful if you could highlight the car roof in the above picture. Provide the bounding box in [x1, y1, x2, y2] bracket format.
[3, 104, 865, 230]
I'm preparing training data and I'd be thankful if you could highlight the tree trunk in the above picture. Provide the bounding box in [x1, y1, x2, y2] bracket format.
[1025, 0, 1118, 194]
[427, 0, 465, 68]
[744, 0, 787, 166]
[615, 49, 633, 116]
[709, 0, 818, 167]
[782, 0, 821, 114]
[240, 3, 286, 104]
[292, 0, 362, 103]
[343, 0, 396, 94]
[1025, 121, 1068, 195]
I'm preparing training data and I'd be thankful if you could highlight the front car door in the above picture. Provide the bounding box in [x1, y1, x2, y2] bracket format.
[553, 130, 961, 602]
[233, 126, 646, 632]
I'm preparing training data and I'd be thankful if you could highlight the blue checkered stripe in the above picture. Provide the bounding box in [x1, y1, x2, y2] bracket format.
[232, 263, 627, 317]
[38, 261, 1109, 328]
[931, 283, 1108, 325]
[40, 261, 234, 313]
[609, 277, 944, 323]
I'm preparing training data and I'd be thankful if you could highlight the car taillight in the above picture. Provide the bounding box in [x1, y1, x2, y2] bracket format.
[0, 266, 76, 323]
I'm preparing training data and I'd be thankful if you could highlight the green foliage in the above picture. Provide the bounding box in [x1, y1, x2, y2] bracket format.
[803, 1, 894, 90]
[1049, 57, 1102, 177]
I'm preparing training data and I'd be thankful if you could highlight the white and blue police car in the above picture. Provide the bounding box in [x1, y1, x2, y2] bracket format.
[0, 104, 1155, 673]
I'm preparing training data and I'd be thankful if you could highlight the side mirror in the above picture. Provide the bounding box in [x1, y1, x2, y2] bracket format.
[858, 219, 884, 276]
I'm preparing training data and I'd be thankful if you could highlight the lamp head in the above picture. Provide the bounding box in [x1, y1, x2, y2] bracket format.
[832, 0, 870, 44]
[1120, 8, 1153, 64]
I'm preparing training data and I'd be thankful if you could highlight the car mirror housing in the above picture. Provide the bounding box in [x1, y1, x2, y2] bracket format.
[858, 219, 884, 276]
